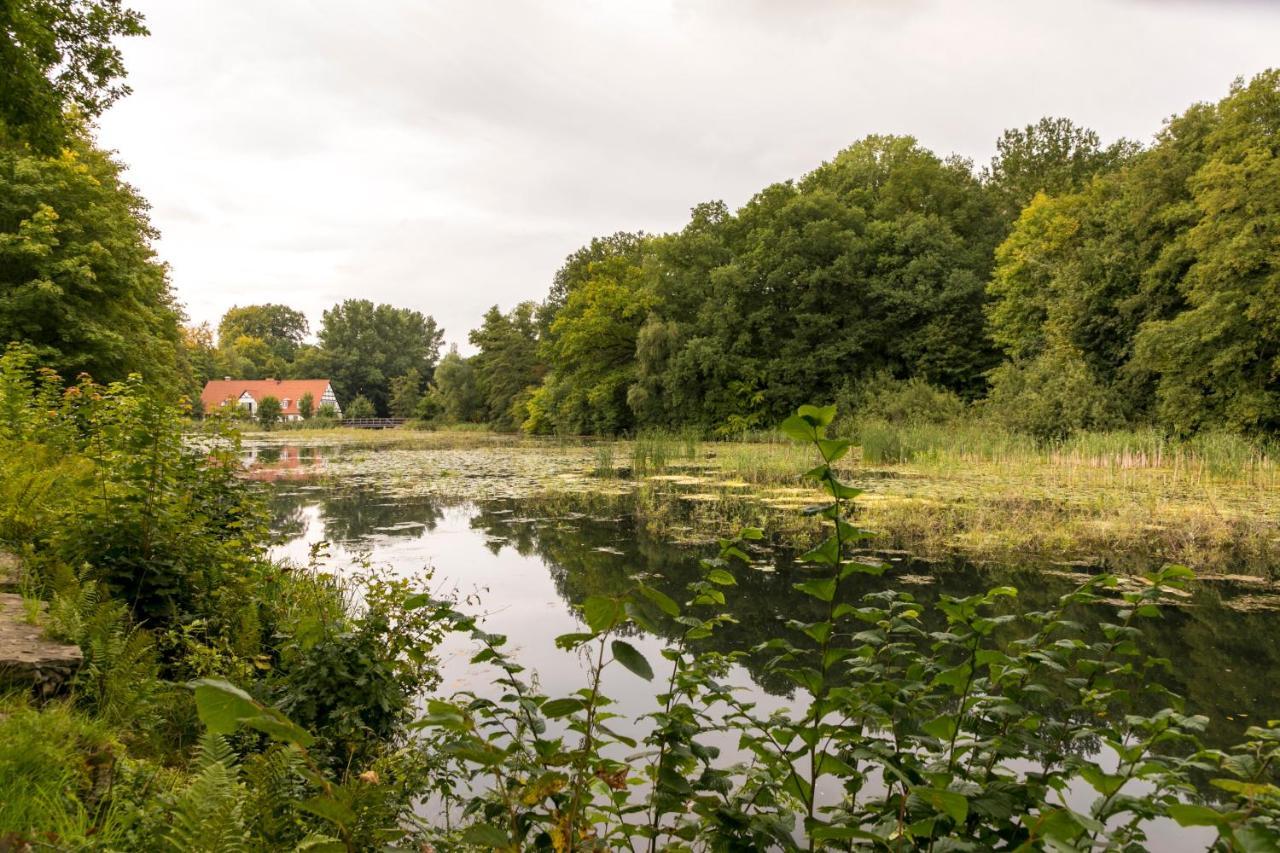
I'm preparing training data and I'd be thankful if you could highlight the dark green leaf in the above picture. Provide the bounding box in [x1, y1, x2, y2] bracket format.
[611, 640, 654, 681]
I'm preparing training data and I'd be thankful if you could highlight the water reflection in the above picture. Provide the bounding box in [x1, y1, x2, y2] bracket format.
[266, 485, 1280, 757]
[465, 500, 1280, 752]
[243, 444, 329, 482]
[255, 456, 1280, 849]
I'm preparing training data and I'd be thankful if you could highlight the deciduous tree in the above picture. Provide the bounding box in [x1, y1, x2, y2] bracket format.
[317, 300, 443, 416]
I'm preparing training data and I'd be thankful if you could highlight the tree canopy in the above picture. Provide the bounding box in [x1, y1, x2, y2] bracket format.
[218, 304, 309, 362]
[988, 70, 1280, 435]
[0, 0, 147, 153]
[0, 130, 184, 388]
[446, 71, 1280, 439]
[317, 299, 444, 416]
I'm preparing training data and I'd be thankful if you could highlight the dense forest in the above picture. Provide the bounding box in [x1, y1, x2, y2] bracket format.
[3, 17, 1275, 439]
[429, 72, 1277, 439]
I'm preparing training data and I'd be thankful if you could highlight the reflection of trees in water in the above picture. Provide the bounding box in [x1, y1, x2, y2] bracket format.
[268, 495, 308, 543]
[467, 495, 1280, 753]
[268, 487, 448, 544]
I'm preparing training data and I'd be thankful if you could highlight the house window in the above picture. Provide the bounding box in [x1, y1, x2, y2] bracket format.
[282, 399, 291, 409]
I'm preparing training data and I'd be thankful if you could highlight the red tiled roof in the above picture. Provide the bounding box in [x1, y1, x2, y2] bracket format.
[201, 379, 335, 417]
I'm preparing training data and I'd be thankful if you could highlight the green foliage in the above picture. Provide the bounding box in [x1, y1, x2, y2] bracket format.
[983, 345, 1126, 440]
[989, 70, 1280, 437]
[317, 299, 444, 416]
[256, 395, 282, 430]
[156, 734, 252, 852]
[535, 246, 654, 434]
[468, 73, 1280, 441]
[469, 302, 545, 430]
[47, 575, 164, 728]
[0, 0, 147, 153]
[344, 394, 375, 420]
[0, 345, 448, 851]
[297, 391, 315, 420]
[218, 304, 310, 363]
[1130, 72, 1280, 435]
[270, 572, 445, 772]
[427, 347, 482, 423]
[412, 405, 1280, 850]
[842, 371, 967, 427]
[0, 130, 185, 390]
[984, 116, 1138, 223]
[387, 368, 422, 419]
[0, 700, 140, 847]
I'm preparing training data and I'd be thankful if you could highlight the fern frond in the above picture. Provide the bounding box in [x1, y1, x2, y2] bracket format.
[160, 734, 251, 853]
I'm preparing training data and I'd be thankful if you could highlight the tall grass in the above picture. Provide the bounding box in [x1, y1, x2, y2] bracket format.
[854, 417, 1277, 487]
[630, 428, 703, 476]
[593, 443, 617, 478]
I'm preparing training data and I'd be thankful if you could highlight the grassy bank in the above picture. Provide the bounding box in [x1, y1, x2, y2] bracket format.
[642, 422, 1280, 576]
[245, 419, 1280, 577]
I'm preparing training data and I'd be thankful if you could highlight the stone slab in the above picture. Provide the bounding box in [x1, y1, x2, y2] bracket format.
[0, 593, 82, 695]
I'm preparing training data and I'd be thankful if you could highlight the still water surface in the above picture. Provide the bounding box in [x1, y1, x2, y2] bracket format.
[259, 444, 1280, 848]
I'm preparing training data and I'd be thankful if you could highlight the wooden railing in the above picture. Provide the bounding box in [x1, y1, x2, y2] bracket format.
[338, 417, 408, 429]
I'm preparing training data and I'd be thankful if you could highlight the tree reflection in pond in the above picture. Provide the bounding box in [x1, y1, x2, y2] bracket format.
[267, 483, 1280, 758]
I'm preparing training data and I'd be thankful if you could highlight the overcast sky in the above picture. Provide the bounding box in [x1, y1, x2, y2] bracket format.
[95, 0, 1280, 350]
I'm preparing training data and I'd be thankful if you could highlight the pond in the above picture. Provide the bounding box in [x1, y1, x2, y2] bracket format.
[259, 442, 1280, 848]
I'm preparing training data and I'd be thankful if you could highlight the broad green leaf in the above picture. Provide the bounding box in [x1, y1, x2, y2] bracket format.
[706, 568, 736, 586]
[797, 404, 836, 427]
[541, 697, 585, 718]
[189, 678, 258, 736]
[1081, 765, 1126, 797]
[554, 632, 594, 650]
[460, 824, 512, 847]
[402, 592, 439, 610]
[582, 595, 622, 633]
[1212, 778, 1279, 797]
[639, 585, 679, 616]
[915, 787, 968, 823]
[921, 715, 958, 742]
[794, 577, 837, 602]
[240, 713, 314, 747]
[933, 664, 972, 690]
[822, 478, 863, 500]
[188, 679, 314, 746]
[298, 796, 356, 828]
[780, 414, 818, 442]
[799, 535, 840, 566]
[1231, 825, 1280, 853]
[444, 742, 504, 766]
[611, 639, 654, 681]
[1167, 803, 1230, 828]
[624, 601, 658, 633]
[840, 560, 886, 578]
[817, 438, 851, 462]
